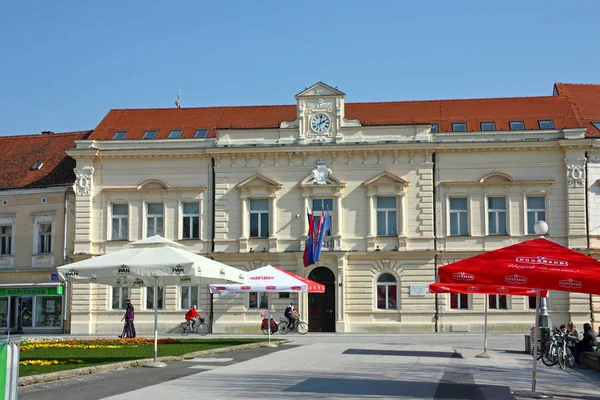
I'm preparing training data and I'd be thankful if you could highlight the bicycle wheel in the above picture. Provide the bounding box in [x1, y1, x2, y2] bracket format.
[297, 321, 309, 335]
[541, 344, 558, 367]
[564, 347, 575, 369]
[262, 326, 269, 335]
[180, 322, 190, 336]
[278, 321, 289, 335]
[196, 323, 209, 336]
[558, 347, 567, 370]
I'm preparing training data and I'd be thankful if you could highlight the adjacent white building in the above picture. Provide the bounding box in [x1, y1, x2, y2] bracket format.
[64, 82, 600, 335]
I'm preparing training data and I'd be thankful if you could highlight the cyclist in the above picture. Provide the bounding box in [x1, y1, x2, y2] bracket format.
[185, 305, 201, 329]
[284, 301, 298, 330]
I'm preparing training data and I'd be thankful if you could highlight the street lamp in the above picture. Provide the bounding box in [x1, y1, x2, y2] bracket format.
[534, 220, 551, 329]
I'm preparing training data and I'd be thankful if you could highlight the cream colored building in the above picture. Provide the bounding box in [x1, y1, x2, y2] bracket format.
[0, 131, 89, 334]
[65, 82, 600, 335]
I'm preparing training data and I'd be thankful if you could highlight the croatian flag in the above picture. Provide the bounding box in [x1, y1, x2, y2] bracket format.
[314, 210, 330, 262]
[303, 210, 315, 267]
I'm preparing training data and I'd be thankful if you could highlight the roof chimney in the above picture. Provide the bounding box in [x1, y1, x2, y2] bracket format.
[41, 131, 54, 135]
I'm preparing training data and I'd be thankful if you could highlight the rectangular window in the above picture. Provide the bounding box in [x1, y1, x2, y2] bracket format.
[527, 196, 546, 235]
[146, 286, 164, 309]
[147, 203, 164, 237]
[509, 121, 525, 130]
[449, 198, 468, 236]
[489, 294, 508, 309]
[167, 129, 183, 139]
[180, 285, 199, 310]
[248, 292, 268, 309]
[450, 293, 468, 309]
[250, 199, 269, 238]
[38, 223, 52, 254]
[528, 296, 537, 309]
[538, 120, 554, 129]
[0, 225, 12, 255]
[142, 130, 158, 140]
[376, 197, 397, 236]
[111, 204, 129, 240]
[480, 121, 496, 131]
[112, 130, 128, 140]
[34, 296, 63, 327]
[488, 197, 507, 235]
[182, 202, 200, 239]
[452, 122, 467, 132]
[431, 123, 438, 133]
[592, 122, 600, 131]
[112, 287, 130, 310]
[312, 198, 333, 236]
[194, 129, 209, 138]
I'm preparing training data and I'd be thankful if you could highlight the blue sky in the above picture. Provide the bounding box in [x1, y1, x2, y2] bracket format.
[1, 0, 599, 136]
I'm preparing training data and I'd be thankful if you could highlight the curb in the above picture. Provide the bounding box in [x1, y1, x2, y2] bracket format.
[19, 340, 290, 387]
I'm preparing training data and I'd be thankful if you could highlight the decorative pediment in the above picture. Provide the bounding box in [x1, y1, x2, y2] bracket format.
[236, 174, 282, 198]
[479, 172, 513, 183]
[137, 179, 171, 190]
[442, 171, 553, 187]
[363, 172, 408, 187]
[299, 159, 344, 187]
[295, 82, 345, 98]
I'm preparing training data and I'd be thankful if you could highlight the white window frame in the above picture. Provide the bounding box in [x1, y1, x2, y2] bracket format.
[450, 293, 469, 310]
[487, 196, 507, 235]
[146, 286, 164, 310]
[111, 287, 129, 310]
[180, 285, 200, 310]
[526, 196, 546, 235]
[312, 198, 334, 237]
[181, 202, 200, 240]
[247, 292, 269, 310]
[111, 203, 129, 241]
[376, 197, 397, 237]
[448, 197, 469, 236]
[0, 223, 14, 256]
[146, 202, 164, 237]
[376, 273, 398, 310]
[249, 199, 269, 238]
[488, 294, 508, 310]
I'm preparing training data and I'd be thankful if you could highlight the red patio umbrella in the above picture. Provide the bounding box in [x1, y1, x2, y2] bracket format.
[437, 237, 600, 396]
[429, 282, 548, 358]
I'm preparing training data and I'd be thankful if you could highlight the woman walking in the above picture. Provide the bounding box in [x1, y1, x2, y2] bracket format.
[119, 300, 136, 338]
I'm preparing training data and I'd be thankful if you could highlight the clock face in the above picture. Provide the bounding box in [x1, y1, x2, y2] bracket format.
[311, 113, 331, 133]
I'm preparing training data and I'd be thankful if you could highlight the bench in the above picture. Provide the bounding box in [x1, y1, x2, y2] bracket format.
[580, 351, 600, 372]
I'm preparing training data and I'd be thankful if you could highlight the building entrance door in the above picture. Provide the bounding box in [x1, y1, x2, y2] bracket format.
[308, 267, 336, 332]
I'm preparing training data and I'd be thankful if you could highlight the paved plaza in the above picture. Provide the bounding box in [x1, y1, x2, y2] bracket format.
[19, 333, 600, 400]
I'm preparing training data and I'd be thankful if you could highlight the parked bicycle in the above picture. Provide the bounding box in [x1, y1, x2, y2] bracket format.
[278, 318, 308, 335]
[260, 311, 278, 335]
[179, 317, 209, 336]
[539, 327, 575, 369]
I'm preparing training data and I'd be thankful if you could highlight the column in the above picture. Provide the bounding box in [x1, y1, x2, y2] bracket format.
[334, 194, 342, 251]
[367, 194, 376, 250]
[336, 255, 346, 332]
[268, 196, 277, 252]
[240, 197, 248, 238]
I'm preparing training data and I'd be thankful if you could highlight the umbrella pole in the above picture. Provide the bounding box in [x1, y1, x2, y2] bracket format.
[475, 295, 490, 358]
[264, 292, 277, 348]
[154, 277, 158, 363]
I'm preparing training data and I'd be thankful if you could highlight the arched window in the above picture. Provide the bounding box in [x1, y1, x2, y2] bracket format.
[376, 273, 397, 310]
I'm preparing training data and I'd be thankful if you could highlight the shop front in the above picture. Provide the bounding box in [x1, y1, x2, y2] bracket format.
[0, 284, 64, 334]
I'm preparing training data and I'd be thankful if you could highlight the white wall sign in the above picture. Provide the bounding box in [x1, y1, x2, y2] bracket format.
[409, 285, 427, 297]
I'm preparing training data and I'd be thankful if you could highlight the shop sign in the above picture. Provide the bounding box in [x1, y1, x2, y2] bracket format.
[0, 286, 63, 297]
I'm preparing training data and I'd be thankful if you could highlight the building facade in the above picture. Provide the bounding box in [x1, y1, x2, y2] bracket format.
[59, 82, 600, 334]
[0, 131, 89, 334]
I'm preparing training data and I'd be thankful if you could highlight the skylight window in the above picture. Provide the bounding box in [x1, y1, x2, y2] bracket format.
[538, 120, 554, 129]
[430, 123, 438, 133]
[167, 129, 183, 139]
[509, 121, 525, 130]
[113, 130, 128, 140]
[31, 162, 44, 171]
[194, 129, 209, 138]
[480, 122, 496, 131]
[452, 122, 467, 132]
[593, 122, 600, 130]
[142, 130, 158, 140]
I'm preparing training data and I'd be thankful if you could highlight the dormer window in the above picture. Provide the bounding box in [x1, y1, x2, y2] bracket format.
[480, 122, 496, 131]
[452, 122, 467, 132]
[167, 129, 183, 139]
[538, 120, 554, 129]
[113, 130, 128, 140]
[194, 129, 209, 138]
[31, 162, 44, 171]
[430, 123, 438, 133]
[142, 130, 158, 140]
[509, 121, 525, 130]
[593, 122, 600, 130]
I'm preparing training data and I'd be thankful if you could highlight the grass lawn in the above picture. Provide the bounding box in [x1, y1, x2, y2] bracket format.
[19, 338, 273, 377]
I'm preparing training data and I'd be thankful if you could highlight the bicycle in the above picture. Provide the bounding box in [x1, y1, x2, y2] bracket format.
[541, 330, 562, 367]
[260, 311, 278, 335]
[558, 334, 576, 370]
[179, 317, 209, 336]
[278, 318, 308, 335]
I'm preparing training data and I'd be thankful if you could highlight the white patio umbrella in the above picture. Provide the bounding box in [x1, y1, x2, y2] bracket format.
[58, 235, 246, 366]
[209, 265, 324, 344]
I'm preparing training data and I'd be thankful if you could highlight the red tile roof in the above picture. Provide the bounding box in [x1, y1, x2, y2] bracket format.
[554, 83, 600, 137]
[0, 131, 91, 190]
[89, 95, 581, 140]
